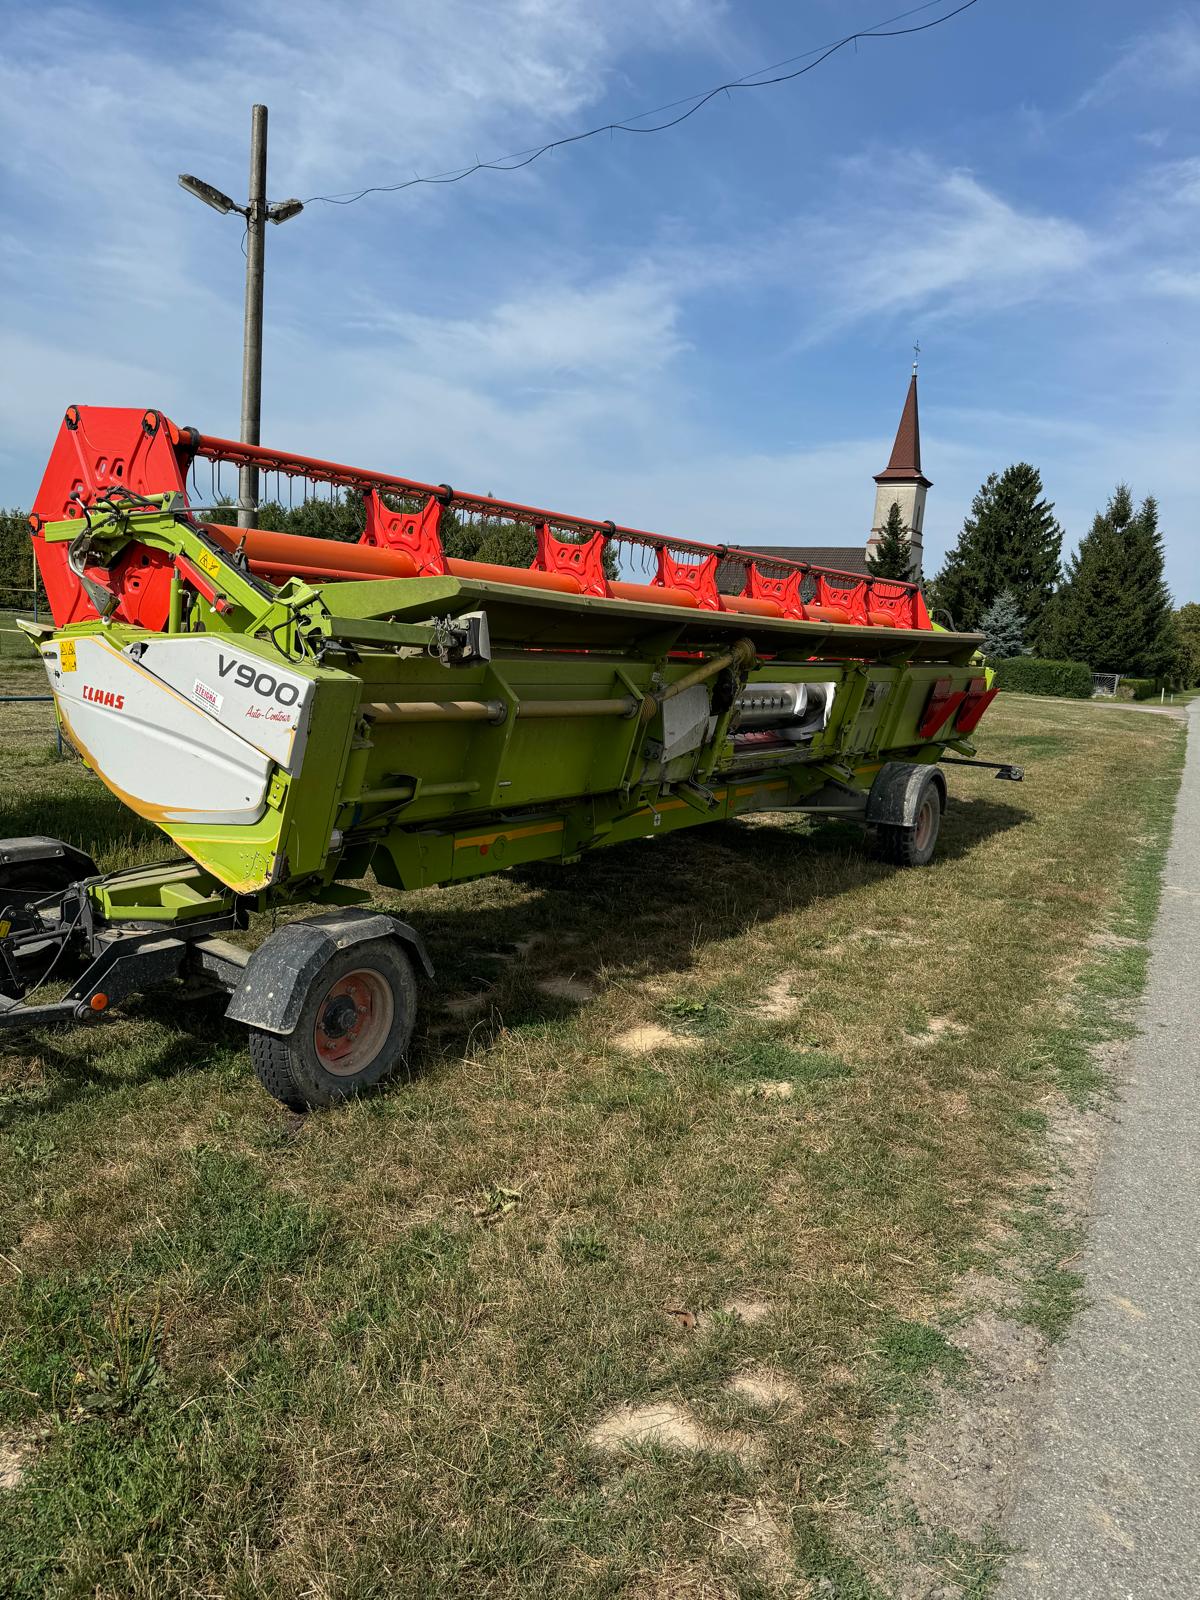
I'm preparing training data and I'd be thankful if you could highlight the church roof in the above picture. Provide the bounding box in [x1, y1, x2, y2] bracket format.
[874, 372, 932, 488]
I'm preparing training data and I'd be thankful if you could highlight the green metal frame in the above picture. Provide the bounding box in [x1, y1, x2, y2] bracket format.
[34, 500, 989, 926]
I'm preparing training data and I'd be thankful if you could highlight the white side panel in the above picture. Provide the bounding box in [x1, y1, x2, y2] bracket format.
[41, 637, 271, 826]
[132, 637, 315, 772]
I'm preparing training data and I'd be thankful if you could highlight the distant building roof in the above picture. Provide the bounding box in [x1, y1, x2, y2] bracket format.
[874, 371, 931, 489]
[716, 544, 871, 592]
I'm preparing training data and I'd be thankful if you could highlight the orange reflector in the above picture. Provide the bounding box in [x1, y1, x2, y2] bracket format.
[89, 993, 109, 1012]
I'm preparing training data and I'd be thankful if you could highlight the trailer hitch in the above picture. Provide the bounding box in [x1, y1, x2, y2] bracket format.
[940, 757, 1024, 781]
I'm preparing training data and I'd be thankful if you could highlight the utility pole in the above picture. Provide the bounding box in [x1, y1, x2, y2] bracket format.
[179, 106, 304, 529]
[239, 105, 268, 530]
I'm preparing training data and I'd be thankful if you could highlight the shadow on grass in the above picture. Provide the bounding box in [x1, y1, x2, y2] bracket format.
[413, 791, 1029, 1040]
[0, 991, 234, 1127]
[0, 794, 1027, 1115]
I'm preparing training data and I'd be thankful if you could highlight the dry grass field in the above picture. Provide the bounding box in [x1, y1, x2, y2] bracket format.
[0, 649, 1187, 1599]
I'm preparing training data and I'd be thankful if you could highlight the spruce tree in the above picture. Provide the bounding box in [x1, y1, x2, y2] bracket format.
[932, 463, 1063, 632]
[1038, 490, 1126, 668]
[1121, 495, 1175, 677]
[866, 501, 913, 579]
[1047, 485, 1175, 676]
[979, 589, 1026, 658]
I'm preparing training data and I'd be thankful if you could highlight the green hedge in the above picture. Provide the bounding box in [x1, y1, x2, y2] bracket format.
[1129, 677, 1167, 701]
[992, 657, 1094, 699]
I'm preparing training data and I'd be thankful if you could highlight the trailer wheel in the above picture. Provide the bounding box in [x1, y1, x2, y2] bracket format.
[876, 781, 942, 867]
[247, 938, 417, 1110]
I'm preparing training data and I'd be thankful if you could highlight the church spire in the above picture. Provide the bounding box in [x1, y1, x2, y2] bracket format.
[874, 370, 931, 488]
[866, 365, 932, 579]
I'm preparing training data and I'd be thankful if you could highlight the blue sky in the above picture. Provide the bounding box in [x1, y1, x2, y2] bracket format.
[1, 0, 1197, 599]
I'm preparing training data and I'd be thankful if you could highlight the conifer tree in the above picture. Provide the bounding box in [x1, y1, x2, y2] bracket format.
[866, 500, 913, 579]
[1120, 495, 1175, 677]
[1045, 486, 1175, 676]
[979, 589, 1026, 658]
[932, 463, 1063, 632]
[1038, 489, 1127, 668]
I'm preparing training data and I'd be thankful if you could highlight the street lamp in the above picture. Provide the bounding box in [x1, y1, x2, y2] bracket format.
[178, 105, 304, 528]
[177, 175, 241, 216]
[267, 198, 304, 225]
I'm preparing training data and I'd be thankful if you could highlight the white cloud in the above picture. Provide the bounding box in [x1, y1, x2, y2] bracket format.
[1081, 10, 1200, 106]
[0, 0, 724, 464]
[784, 154, 1093, 336]
[1146, 155, 1200, 208]
[0, 0, 727, 199]
[1146, 267, 1200, 300]
[350, 269, 686, 379]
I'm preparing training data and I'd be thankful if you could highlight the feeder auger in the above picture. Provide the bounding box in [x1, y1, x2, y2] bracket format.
[0, 405, 1015, 1108]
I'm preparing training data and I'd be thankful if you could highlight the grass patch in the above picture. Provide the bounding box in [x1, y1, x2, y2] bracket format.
[1002, 1197, 1087, 1343]
[0, 682, 1187, 1594]
[1012, 1258, 1087, 1344]
[871, 1317, 970, 1421]
[129, 1148, 333, 1295]
[877, 1318, 968, 1382]
[700, 1035, 854, 1088]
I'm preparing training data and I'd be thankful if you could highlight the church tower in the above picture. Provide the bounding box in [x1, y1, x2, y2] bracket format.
[867, 365, 930, 578]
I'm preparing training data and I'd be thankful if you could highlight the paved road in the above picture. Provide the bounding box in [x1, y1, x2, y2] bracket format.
[1000, 700, 1200, 1598]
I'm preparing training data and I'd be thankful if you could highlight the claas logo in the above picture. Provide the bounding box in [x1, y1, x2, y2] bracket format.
[82, 684, 125, 710]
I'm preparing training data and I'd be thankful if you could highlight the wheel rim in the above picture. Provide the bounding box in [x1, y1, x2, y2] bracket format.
[313, 968, 395, 1076]
[914, 795, 936, 851]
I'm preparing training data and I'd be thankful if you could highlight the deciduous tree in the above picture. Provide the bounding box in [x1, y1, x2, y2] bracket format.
[1175, 602, 1200, 687]
[0, 509, 43, 611]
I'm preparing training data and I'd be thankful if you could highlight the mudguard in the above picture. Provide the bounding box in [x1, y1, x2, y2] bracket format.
[865, 761, 947, 828]
[225, 908, 433, 1036]
[0, 836, 101, 906]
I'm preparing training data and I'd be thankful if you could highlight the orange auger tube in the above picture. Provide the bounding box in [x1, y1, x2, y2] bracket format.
[448, 559, 581, 595]
[209, 524, 710, 609]
[208, 527, 587, 596]
[609, 580, 698, 609]
[207, 525, 418, 583]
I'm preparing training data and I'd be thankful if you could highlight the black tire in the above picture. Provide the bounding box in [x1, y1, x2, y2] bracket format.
[875, 781, 942, 867]
[248, 938, 417, 1110]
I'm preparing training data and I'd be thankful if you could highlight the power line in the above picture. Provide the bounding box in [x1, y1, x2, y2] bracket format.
[304, 0, 982, 209]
